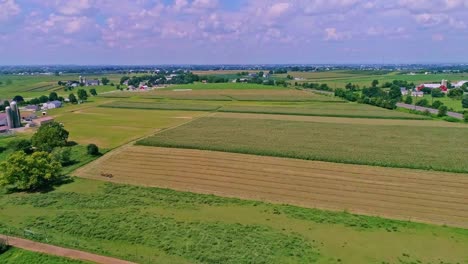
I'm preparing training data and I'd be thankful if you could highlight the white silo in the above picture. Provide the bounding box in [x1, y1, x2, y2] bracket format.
[5, 106, 13, 128]
[9, 101, 21, 128]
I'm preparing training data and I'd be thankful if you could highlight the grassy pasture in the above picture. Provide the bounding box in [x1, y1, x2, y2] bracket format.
[138, 116, 468, 173]
[100, 88, 343, 102]
[49, 106, 207, 149]
[1, 178, 467, 264]
[218, 103, 428, 120]
[100, 101, 221, 112]
[411, 95, 466, 112]
[100, 99, 429, 120]
[278, 70, 468, 88]
[0, 74, 124, 99]
[0, 248, 87, 264]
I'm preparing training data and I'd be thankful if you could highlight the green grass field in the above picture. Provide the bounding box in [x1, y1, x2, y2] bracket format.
[412, 95, 466, 112]
[0, 178, 467, 264]
[0, 74, 124, 99]
[48, 103, 207, 149]
[274, 70, 468, 88]
[100, 101, 222, 112]
[138, 116, 468, 173]
[218, 103, 428, 120]
[100, 100, 429, 120]
[0, 248, 87, 264]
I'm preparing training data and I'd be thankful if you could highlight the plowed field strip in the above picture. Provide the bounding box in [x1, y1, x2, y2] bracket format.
[76, 146, 468, 228]
[91, 171, 468, 227]
[98, 163, 468, 216]
[122, 148, 468, 184]
[100, 160, 468, 205]
[111, 154, 468, 193]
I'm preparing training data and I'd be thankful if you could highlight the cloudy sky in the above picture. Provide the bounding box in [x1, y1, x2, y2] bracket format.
[1, 0, 468, 65]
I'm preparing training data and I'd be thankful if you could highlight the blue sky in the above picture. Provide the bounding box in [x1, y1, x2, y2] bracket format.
[1, 0, 468, 65]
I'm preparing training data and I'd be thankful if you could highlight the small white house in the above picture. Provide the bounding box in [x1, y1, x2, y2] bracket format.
[411, 91, 424, 97]
[400, 88, 408, 96]
[42, 100, 62, 110]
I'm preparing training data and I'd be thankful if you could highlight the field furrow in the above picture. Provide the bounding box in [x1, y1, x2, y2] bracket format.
[75, 146, 468, 228]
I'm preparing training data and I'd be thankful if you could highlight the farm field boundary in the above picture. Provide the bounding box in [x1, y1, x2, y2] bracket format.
[75, 146, 468, 228]
[0, 235, 135, 264]
[99, 101, 430, 120]
[137, 116, 468, 173]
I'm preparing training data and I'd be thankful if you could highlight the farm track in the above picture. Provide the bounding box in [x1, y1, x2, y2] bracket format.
[76, 146, 468, 228]
[0, 235, 136, 264]
[212, 112, 468, 127]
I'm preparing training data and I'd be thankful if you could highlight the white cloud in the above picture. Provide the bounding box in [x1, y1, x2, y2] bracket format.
[324, 27, 350, 41]
[0, 0, 20, 21]
[57, 0, 91, 15]
[432, 33, 445, 41]
[267, 2, 291, 18]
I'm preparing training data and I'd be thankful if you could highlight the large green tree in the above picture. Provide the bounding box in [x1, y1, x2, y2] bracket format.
[77, 89, 88, 101]
[49, 92, 59, 101]
[31, 122, 69, 152]
[101, 77, 110, 85]
[462, 95, 468, 108]
[388, 85, 402, 100]
[0, 151, 62, 191]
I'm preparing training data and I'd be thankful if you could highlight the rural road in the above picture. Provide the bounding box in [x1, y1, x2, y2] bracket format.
[396, 103, 463, 119]
[0, 235, 136, 264]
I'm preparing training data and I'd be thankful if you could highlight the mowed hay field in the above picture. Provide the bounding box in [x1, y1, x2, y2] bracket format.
[51, 105, 207, 148]
[138, 115, 468, 173]
[76, 146, 468, 228]
[4, 178, 468, 264]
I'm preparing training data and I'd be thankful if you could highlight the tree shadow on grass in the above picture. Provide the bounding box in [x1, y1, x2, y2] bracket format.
[4, 176, 75, 194]
[66, 141, 78, 147]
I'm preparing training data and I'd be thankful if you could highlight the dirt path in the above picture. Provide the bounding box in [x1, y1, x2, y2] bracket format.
[397, 102, 463, 119]
[0, 235, 136, 264]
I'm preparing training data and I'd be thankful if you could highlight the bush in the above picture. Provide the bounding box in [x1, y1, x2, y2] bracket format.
[87, 144, 100, 156]
[464, 112, 468, 122]
[7, 139, 32, 154]
[416, 99, 429, 107]
[404, 96, 413, 104]
[443, 116, 459, 123]
[432, 100, 443, 109]
[52, 147, 72, 166]
[462, 95, 468, 108]
[438, 105, 448, 117]
[0, 238, 8, 254]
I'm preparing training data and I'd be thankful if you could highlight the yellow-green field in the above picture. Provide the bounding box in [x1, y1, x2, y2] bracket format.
[137, 115, 468, 173]
[0, 74, 124, 99]
[49, 104, 207, 149]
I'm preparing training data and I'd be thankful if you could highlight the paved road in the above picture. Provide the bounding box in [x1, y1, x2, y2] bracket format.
[397, 103, 464, 119]
[0, 235, 136, 264]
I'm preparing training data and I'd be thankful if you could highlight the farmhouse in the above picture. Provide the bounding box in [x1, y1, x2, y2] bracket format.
[453, 80, 468, 88]
[0, 113, 7, 126]
[400, 87, 408, 96]
[86, 79, 100, 86]
[411, 90, 424, 97]
[42, 100, 62, 110]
